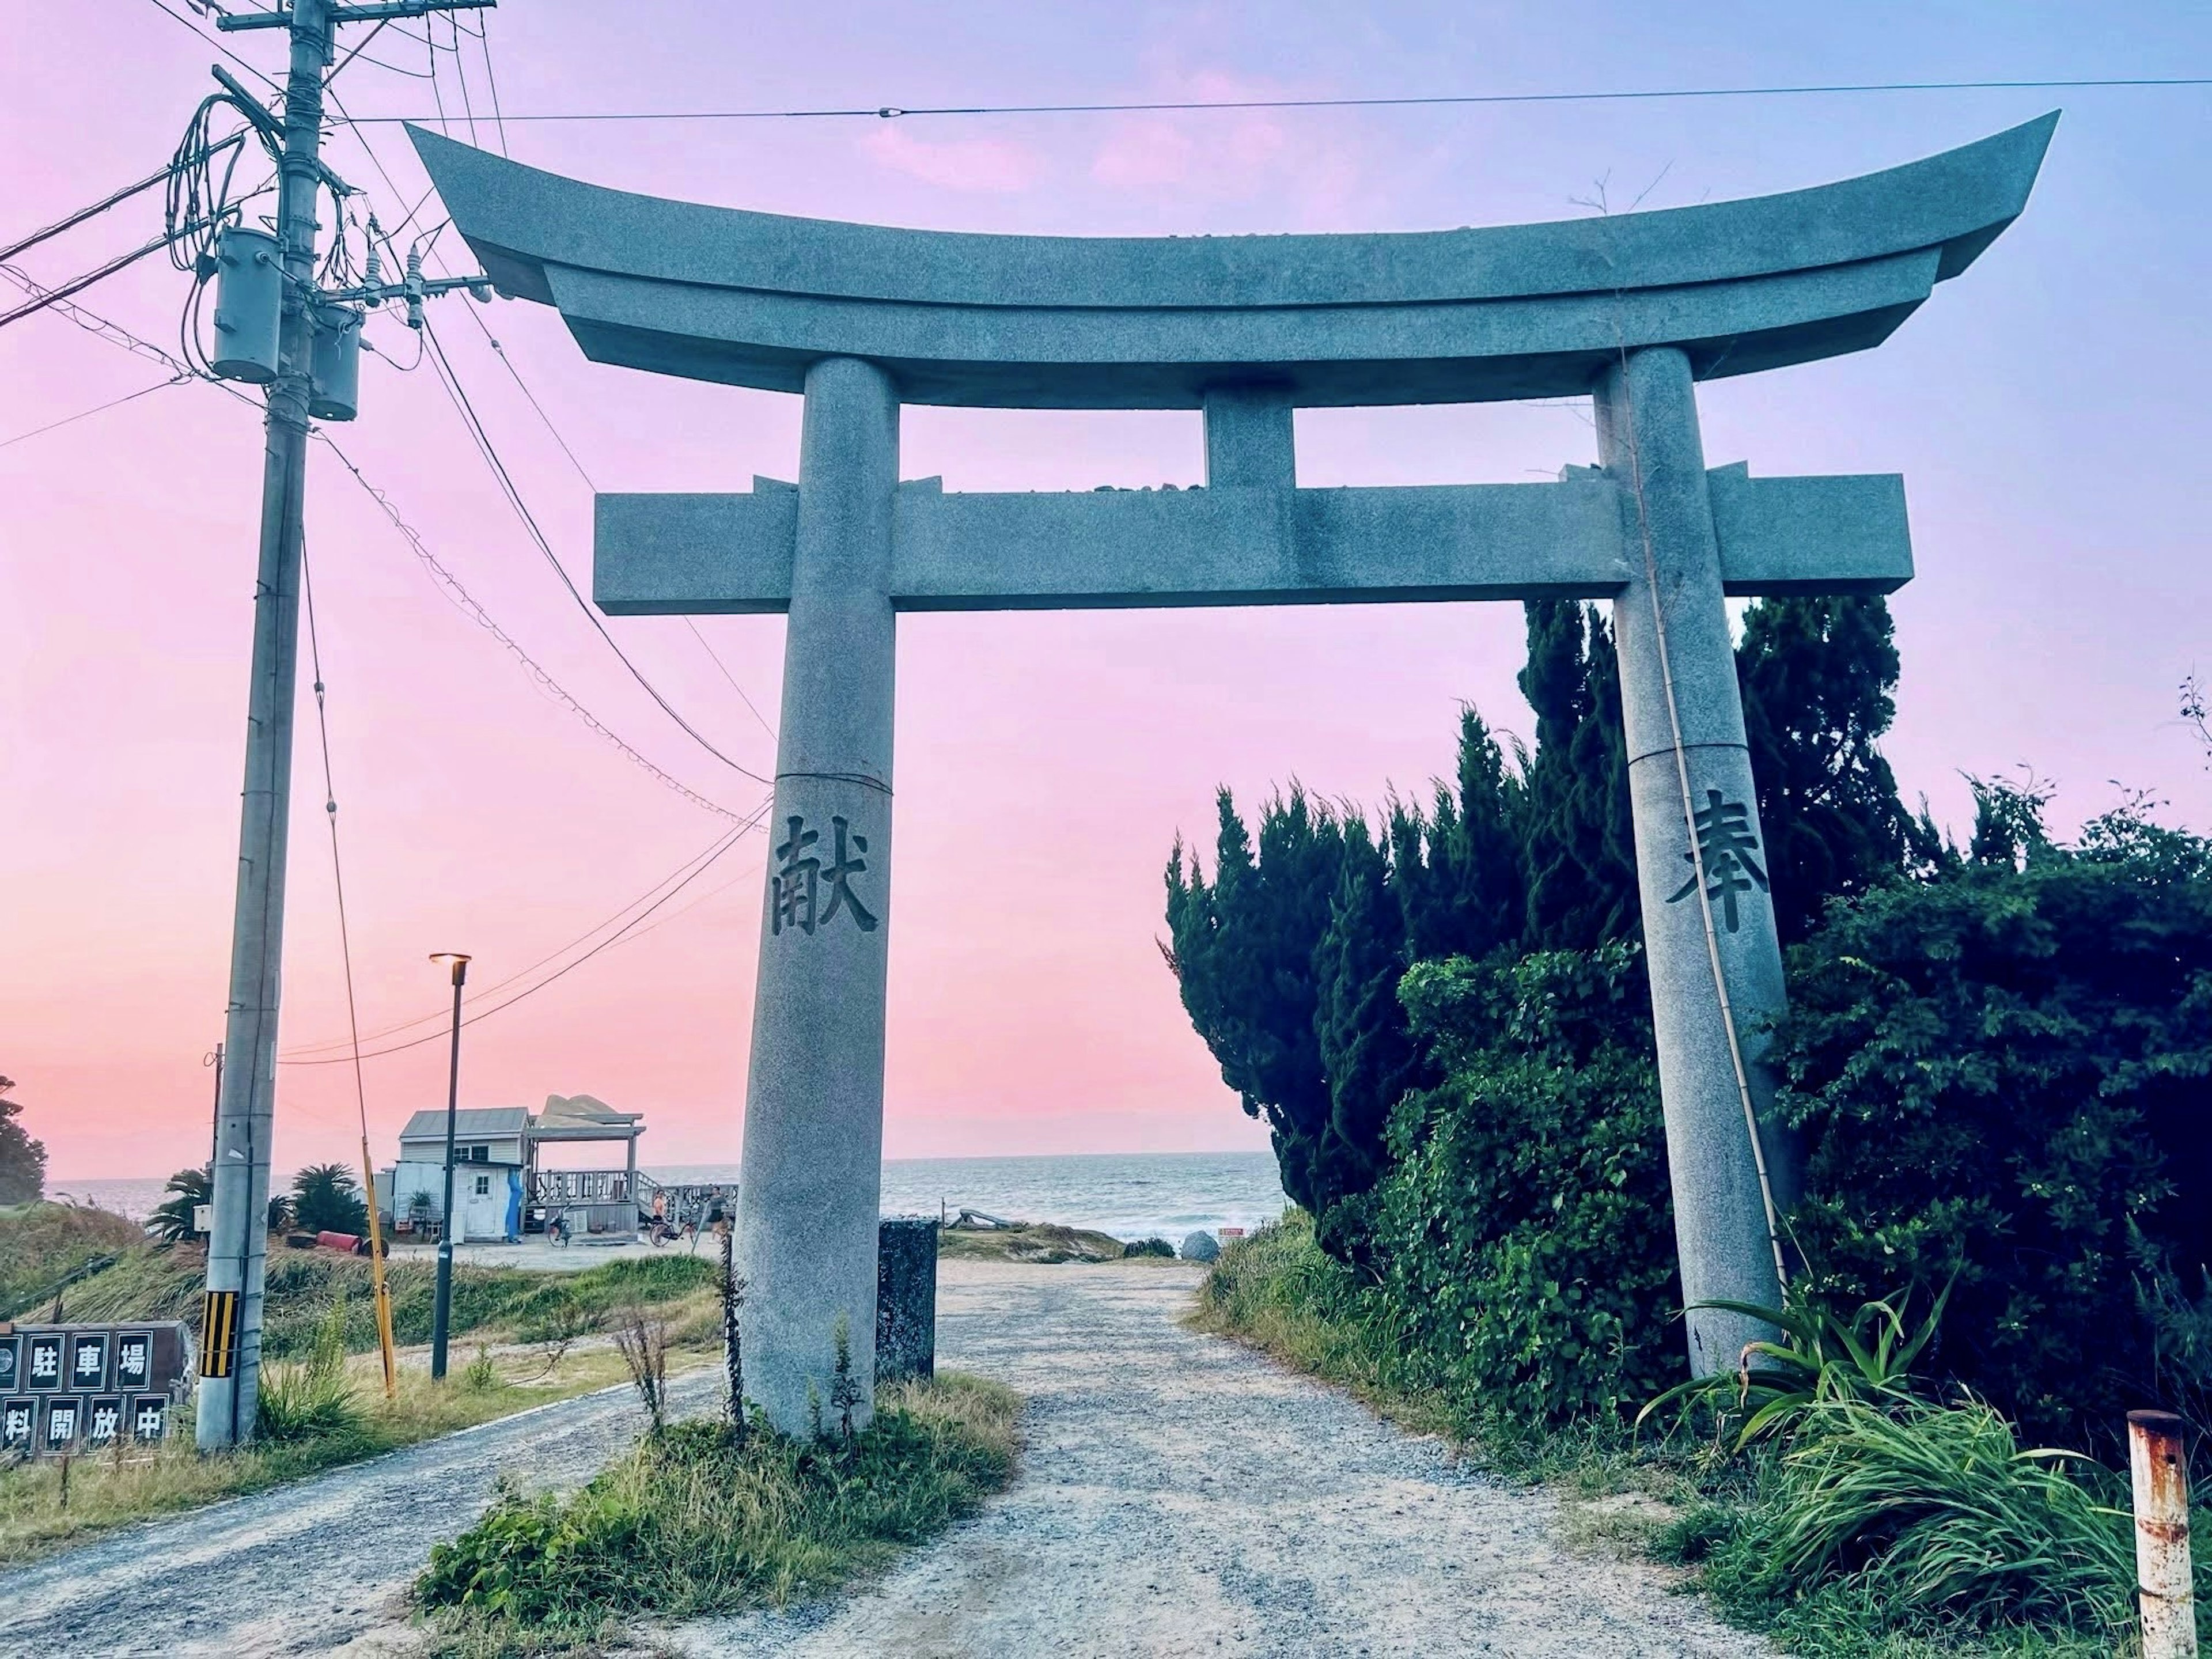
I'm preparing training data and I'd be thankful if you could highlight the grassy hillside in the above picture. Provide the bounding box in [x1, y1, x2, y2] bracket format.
[0, 1206, 718, 1357]
[0, 1203, 143, 1319]
[936, 1221, 1131, 1263]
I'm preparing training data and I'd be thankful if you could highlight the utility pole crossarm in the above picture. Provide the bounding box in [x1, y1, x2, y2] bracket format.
[216, 0, 495, 30]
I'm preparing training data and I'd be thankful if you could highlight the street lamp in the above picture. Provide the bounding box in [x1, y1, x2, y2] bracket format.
[427, 950, 471, 1380]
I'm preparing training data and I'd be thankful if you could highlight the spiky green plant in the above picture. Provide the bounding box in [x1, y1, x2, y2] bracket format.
[1639, 1281, 1948, 1448]
[145, 1166, 211, 1245]
[255, 1298, 363, 1445]
[1711, 1395, 2134, 1636]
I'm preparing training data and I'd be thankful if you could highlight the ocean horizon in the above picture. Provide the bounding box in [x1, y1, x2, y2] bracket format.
[51, 1149, 1290, 1245]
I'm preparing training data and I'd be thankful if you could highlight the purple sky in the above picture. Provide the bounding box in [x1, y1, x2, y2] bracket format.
[5, 1, 2210, 1180]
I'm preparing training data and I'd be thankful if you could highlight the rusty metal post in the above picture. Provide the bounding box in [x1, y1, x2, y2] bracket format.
[2129, 1410, 2198, 1659]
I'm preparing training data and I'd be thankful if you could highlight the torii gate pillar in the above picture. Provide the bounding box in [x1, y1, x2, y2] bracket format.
[1602, 347, 1798, 1376]
[739, 357, 900, 1432]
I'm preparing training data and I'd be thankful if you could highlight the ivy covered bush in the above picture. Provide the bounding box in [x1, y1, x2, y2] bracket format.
[1363, 945, 1680, 1427]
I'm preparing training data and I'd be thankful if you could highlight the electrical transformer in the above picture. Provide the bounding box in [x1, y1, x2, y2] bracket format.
[209, 226, 281, 384]
[309, 303, 362, 422]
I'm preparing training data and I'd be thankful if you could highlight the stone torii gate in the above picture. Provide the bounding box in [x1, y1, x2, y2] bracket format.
[414, 114, 2052, 1433]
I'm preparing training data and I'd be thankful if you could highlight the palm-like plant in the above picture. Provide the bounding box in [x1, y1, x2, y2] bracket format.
[147, 1166, 300, 1241]
[145, 1165, 211, 1244]
[290, 1162, 369, 1236]
[1639, 1279, 1949, 1448]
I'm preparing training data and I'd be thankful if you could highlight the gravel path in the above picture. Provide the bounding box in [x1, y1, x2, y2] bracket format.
[674, 1260, 1772, 1658]
[0, 1260, 1774, 1658]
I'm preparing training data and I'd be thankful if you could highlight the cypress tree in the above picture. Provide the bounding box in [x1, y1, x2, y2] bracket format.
[1162, 787, 1346, 1217]
[1391, 707, 1526, 963]
[1737, 595, 1914, 941]
[1517, 601, 1640, 950]
[1313, 815, 1422, 1219]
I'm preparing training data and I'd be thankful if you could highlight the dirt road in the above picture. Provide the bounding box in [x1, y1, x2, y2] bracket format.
[673, 1260, 1770, 1659]
[0, 1259, 1770, 1657]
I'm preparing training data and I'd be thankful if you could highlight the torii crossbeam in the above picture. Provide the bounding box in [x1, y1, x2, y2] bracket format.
[415, 114, 2054, 1433]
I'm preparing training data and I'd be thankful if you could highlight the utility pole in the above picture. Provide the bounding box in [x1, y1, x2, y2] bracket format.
[427, 951, 470, 1380]
[196, 0, 496, 1454]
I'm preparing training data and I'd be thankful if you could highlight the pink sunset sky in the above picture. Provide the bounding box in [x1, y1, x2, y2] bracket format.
[5, 2, 2210, 1181]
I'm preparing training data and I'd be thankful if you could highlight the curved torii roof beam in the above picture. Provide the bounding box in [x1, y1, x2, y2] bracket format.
[410, 114, 2054, 410]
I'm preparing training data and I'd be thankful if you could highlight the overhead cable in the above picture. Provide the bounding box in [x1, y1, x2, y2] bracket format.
[418, 317, 777, 786]
[280, 823, 757, 1055]
[325, 107, 780, 748]
[0, 217, 226, 332]
[444, 301, 782, 746]
[0, 264, 754, 835]
[312, 428, 761, 820]
[0, 374, 191, 450]
[139, 0, 283, 93]
[331, 73, 2212, 126]
[0, 137, 242, 264]
[277, 813, 763, 1065]
[0, 263, 197, 376]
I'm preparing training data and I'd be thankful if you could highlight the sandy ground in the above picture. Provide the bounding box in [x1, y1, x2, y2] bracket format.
[0, 1259, 1773, 1658]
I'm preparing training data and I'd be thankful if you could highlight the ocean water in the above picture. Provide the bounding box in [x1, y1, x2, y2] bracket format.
[54, 1151, 1288, 1244]
[659, 1151, 1289, 1244]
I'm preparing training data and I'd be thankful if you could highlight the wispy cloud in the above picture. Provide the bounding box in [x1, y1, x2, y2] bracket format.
[858, 124, 1043, 194]
[1088, 68, 1366, 222]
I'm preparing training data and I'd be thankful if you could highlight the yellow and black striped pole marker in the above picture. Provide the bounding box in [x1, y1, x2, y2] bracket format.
[200, 1289, 239, 1380]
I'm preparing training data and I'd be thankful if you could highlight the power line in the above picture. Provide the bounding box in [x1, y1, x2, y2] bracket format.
[418, 316, 777, 786]
[0, 374, 190, 450]
[279, 823, 756, 1055]
[443, 302, 783, 747]
[139, 0, 283, 93]
[297, 537, 379, 1141]
[278, 811, 763, 1065]
[2, 227, 763, 830]
[0, 261, 203, 377]
[312, 427, 762, 820]
[0, 216, 228, 332]
[330, 73, 2212, 127]
[475, 9, 509, 156]
[0, 136, 243, 264]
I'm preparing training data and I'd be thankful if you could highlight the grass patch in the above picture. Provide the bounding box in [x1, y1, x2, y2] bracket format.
[1196, 1214, 2197, 1659]
[937, 1222, 1128, 1263]
[416, 1372, 1018, 1653]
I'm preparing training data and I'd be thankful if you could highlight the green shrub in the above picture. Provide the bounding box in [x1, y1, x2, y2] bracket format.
[1774, 815, 2212, 1444]
[1121, 1238, 1175, 1258]
[255, 1302, 365, 1445]
[1363, 945, 1680, 1428]
[417, 1374, 1018, 1630]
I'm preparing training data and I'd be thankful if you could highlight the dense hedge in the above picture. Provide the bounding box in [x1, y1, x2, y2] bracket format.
[1366, 946, 1680, 1425]
[1772, 815, 2212, 1444]
[1271, 808, 2212, 1444]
